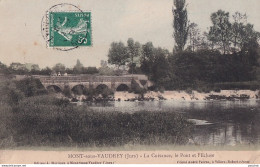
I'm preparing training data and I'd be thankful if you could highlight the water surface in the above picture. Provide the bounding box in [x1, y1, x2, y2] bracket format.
[81, 100, 260, 146]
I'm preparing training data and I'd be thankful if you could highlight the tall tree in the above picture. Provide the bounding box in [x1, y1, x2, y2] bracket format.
[231, 12, 247, 51]
[127, 38, 141, 74]
[107, 42, 129, 69]
[208, 10, 232, 54]
[140, 42, 155, 77]
[240, 24, 259, 51]
[172, 0, 189, 52]
[151, 48, 170, 86]
[188, 23, 201, 52]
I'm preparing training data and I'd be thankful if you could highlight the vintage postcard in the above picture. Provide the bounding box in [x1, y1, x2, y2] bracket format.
[0, 0, 259, 165]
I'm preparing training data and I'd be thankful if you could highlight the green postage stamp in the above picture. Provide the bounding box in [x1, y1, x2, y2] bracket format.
[48, 11, 92, 48]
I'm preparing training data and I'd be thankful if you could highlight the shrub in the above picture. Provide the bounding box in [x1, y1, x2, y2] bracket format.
[0, 81, 25, 105]
[15, 78, 47, 97]
[213, 81, 260, 90]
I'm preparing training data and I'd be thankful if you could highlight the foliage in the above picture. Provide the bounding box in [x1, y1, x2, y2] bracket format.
[187, 23, 201, 52]
[73, 59, 84, 74]
[98, 66, 115, 76]
[140, 42, 155, 77]
[130, 79, 147, 97]
[207, 10, 259, 54]
[213, 81, 260, 90]
[108, 42, 129, 68]
[15, 78, 47, 97]
[126, 38, 142, 74]
[39, 67, 52, 75]
[52, 63, 66, 74]
[9, 97, 193, 147]
[0, 81, 25, 105]
[71, 60, 99, 75]
[208, 10, 232, 54]
[0, 61, 11, 75]
[172, 0, 189, 51]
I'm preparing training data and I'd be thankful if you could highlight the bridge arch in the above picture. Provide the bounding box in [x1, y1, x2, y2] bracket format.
[71, 84, 85, 95]
[116, 84, 129, 92]
[46, 85, 62, 93]
[95, 84, 109, 94]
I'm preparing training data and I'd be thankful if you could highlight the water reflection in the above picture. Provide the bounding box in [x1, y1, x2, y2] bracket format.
[192, 123, 259, 146]
[83, 100, 260, 146]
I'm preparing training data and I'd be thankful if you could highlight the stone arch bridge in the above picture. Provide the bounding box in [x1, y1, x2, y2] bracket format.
[34, 75, 149, 92]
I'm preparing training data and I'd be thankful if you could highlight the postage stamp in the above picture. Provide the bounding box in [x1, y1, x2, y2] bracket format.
[49, 12, 91, 47]
[41, 3, 92, 51]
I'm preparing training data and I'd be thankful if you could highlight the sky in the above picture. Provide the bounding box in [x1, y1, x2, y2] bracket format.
[0, 0, 260, 68]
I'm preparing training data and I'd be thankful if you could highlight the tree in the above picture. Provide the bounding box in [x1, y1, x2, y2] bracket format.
[100, 60, 108, 68]
[82, 67, 99, 74]
[172, 0, 189, 52]
[30, 64, 40, 75]
[52, 63, 66, 74]
[107, 42, 129, 69]
[40, 67, 52, 75]
[73, 59, 84, 74]
[231, 12, 247, 51]
[140, 42, 155, 77]
[187, 23, 201, 52]
[151, 48, 170, 86]
[208, 10, 232, 54]
[0, 62, 10, 75]
[126, 38, 141, 74]
[9, 62, 28, 75]
[240, 24, 259, 52]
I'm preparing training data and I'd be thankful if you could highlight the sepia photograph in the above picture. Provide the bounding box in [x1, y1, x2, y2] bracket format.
[0, 0, 259, 164]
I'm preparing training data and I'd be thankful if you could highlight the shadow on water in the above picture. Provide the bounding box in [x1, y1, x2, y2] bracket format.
[83, 100, 260, 146]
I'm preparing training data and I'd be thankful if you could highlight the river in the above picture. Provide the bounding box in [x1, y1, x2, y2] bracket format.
[79, 100, 260, 146]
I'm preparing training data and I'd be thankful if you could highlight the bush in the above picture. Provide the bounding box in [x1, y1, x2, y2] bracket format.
[0, 81, 25, 105]
[15, 78, 47, 97]
[213, 81, 260, 90]
[0, 102, 15, 148]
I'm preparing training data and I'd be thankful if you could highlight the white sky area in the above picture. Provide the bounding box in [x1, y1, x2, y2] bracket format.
[0, 0, 260, 68]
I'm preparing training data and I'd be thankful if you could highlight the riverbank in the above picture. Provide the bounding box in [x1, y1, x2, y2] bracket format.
[65, 90, 260, 102]
[114, 90, 259, 101]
